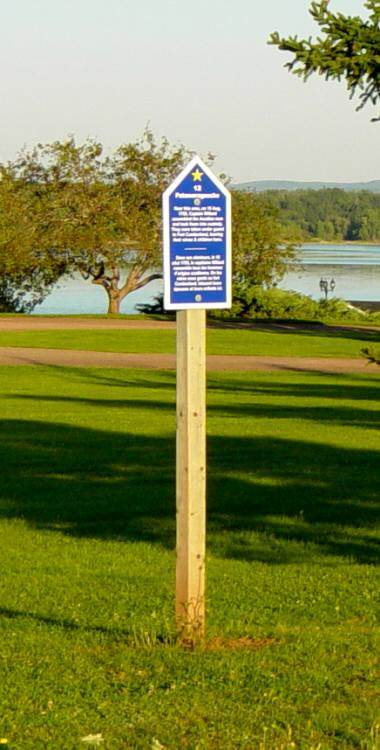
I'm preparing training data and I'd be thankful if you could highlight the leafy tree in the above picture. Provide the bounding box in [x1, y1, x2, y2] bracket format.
[262, 187, 380, 242]
[269, 0, 380, 119]
[231, 191, 297, 315]
[0, 167, 66, 312]
[11, 133, 190, 314]
[2, 134, 297, 317]
[356, 207, 380, 239]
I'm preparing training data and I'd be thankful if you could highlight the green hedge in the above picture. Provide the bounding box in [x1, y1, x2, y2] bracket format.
[216, 287, 380, 324]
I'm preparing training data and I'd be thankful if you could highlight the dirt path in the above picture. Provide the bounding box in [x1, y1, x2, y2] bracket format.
[0, 347, 376, 373]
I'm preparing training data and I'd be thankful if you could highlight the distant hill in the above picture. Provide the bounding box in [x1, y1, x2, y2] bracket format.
[233, 179, 380, 193]
[242, 184, 380, 243]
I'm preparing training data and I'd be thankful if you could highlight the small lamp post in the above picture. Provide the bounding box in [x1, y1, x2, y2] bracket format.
[319, 277, 336, 300]
[319, 277, 328, 300]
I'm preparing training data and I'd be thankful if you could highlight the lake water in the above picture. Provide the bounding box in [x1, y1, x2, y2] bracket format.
[279, 244, 380, 302]
[33, 243, 380, 315]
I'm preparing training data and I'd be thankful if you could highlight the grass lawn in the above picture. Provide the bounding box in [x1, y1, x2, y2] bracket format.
[0, 365, 378, 748]
[0, 323, 379, 358]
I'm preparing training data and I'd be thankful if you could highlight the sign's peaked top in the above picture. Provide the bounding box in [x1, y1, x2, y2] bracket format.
[164, 155, 229, 199]
[162, 153, 231, 311]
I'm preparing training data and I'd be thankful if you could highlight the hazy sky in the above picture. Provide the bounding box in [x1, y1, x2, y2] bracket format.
[1, 0, 378, 182]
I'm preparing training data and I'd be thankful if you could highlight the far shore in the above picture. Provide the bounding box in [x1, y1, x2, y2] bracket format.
[349, 299, 380, 311]
[303, 240, 380, 247]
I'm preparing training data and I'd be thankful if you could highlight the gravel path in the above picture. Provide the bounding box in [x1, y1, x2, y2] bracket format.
[0, 346, 376, 373]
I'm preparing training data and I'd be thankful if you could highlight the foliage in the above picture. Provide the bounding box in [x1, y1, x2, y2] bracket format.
[135, 292, 167, 315]
[231, 284, 319, 318]
[6, 132, 190, 314]
[362, 345, 380, 363]
[2, 133, 301, 317]
[317, 296, 366, 319]
[218, 284, 380, 324]
[270, 0, 380, 119]
[0, 168, 66, 311]
[261, 187, 380, 242]
[0, 278, 45, 314]
[232, 191, 297, 304]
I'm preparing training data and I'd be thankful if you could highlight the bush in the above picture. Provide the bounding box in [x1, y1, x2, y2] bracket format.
[317, 297, 367, 321]
[135, 294, 175, 319]
[135, 294, 165, 315]
[230, 285, 322, 320]
[0, 278, 44, 313]
[216, 285, 380, 324]
[368, 312, 380, 325]
[361, 347, 380, 365]
[248, 287, 320, 320]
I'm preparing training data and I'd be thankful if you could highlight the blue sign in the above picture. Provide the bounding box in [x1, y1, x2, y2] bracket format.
[163, 156, 231, 310]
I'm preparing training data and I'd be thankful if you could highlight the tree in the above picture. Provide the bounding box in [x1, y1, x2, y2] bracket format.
[0, 167, 66, 312]
[261, 188, 380, 242]
[2, 134, 296, 317]
[231, 191, 297, 315]
[11, 133, 190, 314]
[269, 0, 380, 119]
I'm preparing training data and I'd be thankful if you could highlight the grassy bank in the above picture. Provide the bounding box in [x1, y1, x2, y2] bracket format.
[0, 365, 378, 748]
[0, 323, 379, 358]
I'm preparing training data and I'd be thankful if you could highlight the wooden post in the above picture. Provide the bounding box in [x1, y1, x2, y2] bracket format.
[176, 309, 206, 643]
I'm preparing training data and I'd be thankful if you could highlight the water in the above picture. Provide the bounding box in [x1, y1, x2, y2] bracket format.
[279, 244, 380, 302]
[33, 274, 164, 315]
[33, 244, 380, 315]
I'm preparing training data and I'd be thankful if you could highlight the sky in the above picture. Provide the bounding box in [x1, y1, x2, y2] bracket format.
[0, 0, 379, 183]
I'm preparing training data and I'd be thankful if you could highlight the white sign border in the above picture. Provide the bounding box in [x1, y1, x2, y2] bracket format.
[163, 155, 232, 311]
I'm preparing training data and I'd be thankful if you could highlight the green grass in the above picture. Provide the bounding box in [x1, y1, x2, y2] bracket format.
[0, 312, 378, 327]
[0, 365, 378, 748]
[0, 323, 379, 358]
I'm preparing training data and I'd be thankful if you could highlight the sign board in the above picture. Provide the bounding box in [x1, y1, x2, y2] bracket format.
[162, 156, 231, 641]
[163, 156, 231, 310]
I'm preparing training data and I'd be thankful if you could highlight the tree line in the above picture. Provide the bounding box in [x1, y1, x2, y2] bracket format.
[0, 133, 295, 315]
[260, 188, 380, 243]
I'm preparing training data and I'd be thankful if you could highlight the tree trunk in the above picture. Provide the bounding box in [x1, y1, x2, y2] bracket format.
[90, 265, 162, 315]
[107, 291, 121, 314]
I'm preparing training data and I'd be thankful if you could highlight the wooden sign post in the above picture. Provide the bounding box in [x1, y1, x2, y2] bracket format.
[163, 156, 231, 643]
[176, 309, 206, 640]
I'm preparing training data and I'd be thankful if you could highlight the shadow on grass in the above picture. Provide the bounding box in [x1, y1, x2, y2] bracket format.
[0, 415, 378, 564]
[7, 393, 380, 432]
[7, 365, 380, 432]
[0, 606, 129, 637]
[29, 365, 177, 392]
[0, 606, 174, 644]
[209, 319, 380, 344]
[8, 363, 380, 401]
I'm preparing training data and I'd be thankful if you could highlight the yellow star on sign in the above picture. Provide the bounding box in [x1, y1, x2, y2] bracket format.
[191, 168, 203, 181]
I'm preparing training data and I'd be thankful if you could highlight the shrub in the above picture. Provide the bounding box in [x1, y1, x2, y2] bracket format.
[361, 347, 380, 365]
[216, 285, 379, 324]
[0, 278, 46, 313]
[317, 297, 366, 321]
